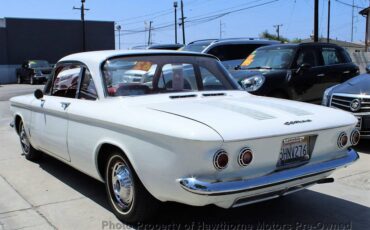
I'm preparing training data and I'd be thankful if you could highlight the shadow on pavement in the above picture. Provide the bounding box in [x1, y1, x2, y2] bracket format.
[36, 154, 370, 230]
[354, 141, 370, 154]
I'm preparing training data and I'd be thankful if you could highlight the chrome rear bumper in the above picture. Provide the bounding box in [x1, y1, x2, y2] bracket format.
[178, 148, 359, 196]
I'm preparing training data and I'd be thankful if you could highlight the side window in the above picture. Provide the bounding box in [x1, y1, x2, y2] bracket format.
[321, 47, 342, 65]
[51, 65, 82, 98]
[79, 69, 98, 100]
[158, 64, 198, 91]
[296, 48, 319, 67]
[200, 67, 226, 91]
[340, 49, 352, 63]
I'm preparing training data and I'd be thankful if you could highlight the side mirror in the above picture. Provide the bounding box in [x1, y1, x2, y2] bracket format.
[34, 89, 44, 99]
[296, 63, 311, 74]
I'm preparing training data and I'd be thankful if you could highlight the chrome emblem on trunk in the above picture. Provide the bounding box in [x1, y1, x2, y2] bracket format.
[284, 119, 312, 125]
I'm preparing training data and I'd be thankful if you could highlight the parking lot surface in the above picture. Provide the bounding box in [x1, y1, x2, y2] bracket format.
[0, 84, 369, 230]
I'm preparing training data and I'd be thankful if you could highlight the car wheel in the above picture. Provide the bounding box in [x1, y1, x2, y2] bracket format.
[105, 151, 159, 223]
[17, 75, 22, 84]
[18, 121, 41, 161]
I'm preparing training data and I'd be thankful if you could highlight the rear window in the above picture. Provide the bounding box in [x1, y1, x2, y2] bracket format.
[321, 47, 343, 65]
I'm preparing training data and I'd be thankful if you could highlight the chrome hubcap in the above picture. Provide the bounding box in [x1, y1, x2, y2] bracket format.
[111, 162, 133, 209]
[20, 124, 30, 154]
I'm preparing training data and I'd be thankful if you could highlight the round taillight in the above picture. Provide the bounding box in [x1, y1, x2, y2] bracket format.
[238, 148, 253, 166]
[213, 150, 228, 170]
[350, 129, 360, 146]
[337, 132, 348, 149]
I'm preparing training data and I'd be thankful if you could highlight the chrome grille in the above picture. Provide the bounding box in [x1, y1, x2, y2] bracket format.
[330, 94, 370, 113]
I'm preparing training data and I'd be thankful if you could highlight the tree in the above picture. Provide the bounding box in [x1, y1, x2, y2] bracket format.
[259, 30, 301, 43]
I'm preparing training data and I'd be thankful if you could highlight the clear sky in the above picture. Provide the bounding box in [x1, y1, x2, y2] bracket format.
[0, 0, 368, 49]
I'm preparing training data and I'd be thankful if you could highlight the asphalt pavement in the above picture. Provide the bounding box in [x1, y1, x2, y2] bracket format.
[0, 84, 369, 230]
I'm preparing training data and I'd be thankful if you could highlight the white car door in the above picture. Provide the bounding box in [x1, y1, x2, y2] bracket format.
[31, 65, 82, 161]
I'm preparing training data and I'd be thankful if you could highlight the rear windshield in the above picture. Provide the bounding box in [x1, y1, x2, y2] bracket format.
[102, 55, 238, 97]
[181, 42, 213, 52]
[29, 60, 50, 68]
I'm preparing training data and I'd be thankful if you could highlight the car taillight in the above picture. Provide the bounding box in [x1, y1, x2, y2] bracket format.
[238, 148, 253, 166]
[350, 129, 360, 146]
[213, 150, 228, 170]
[337, 132, 348, 149]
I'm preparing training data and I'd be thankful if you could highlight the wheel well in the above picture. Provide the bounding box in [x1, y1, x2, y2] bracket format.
[15, 115, 22, 135]
[97, 144, 124, 181]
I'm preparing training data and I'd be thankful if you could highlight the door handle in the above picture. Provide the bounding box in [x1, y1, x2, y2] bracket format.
[317, 73, 325, 77]
[40, 99, 45, 108]
[343, 70, 350, 74]
[60, 102, 71, 110]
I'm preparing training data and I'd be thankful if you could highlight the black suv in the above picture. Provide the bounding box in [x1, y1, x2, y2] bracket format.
[16, 60, 53, 84]
[231, 43, 360, 103]
[181, 38, 279, 71]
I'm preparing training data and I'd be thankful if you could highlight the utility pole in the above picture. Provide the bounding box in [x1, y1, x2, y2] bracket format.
[273, 24, 283, 40]
[351, 0, 355, 42]
[174, 1, 178, 44]
[180, 0, 186, 44]
[314, 0, 319, 42]
[327, 0, 331, 43]
[116, 24, 122, 49]
[148, 21, 153, 46]
[73, 0, 90, 52]
[219, 20, 225, 39]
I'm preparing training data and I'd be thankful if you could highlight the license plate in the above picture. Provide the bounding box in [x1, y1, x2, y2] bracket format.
[277, 136, 311, 168]
[356, 116, 362, 129]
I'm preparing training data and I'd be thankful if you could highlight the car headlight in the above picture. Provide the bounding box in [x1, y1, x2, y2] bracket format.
[34, 70, 42, 76]
[322, 84, 338, 106]
[240, 75, 265, 92]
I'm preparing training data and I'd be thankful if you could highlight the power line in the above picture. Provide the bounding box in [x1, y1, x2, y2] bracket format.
[121, 0, 269, 32]
[335, 0, 365, 9]
[120, 0, 279, 36]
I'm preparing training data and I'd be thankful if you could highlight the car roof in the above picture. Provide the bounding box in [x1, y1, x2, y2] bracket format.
[188, 38, 280, 46]
[59, 50, 217, 64]
[257, 42, 342, 50]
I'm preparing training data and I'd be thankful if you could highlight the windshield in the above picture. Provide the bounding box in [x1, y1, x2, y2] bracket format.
[181, 42, 213, 52]
[102, 55, 237, 97]
[29, 60, 50, 68]
[241, 47, 295, 69]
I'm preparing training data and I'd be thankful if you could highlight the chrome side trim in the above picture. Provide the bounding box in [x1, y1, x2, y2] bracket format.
[178, 148, 359, 196]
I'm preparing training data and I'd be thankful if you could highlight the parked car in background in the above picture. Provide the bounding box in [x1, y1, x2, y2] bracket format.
[147, 44, 184, 50]
[10, 50, 360, 223]
[16, 60, 53, 84]
[181, 38, 279, 71]
[131, 44, 184, 50]
[230, 43, 360, 103]
[322, 73, 370, 138]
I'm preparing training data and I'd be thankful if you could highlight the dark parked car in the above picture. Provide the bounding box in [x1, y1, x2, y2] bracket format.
[322, 73, 370, 138]
[181, 38, 280, 71]
[131, 44, 184, 50]
[16, 60, 53, 84]
[230, 43, 360, 103]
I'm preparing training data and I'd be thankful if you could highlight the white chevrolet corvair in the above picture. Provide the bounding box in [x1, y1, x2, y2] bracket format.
[10, 50, 360, 223]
